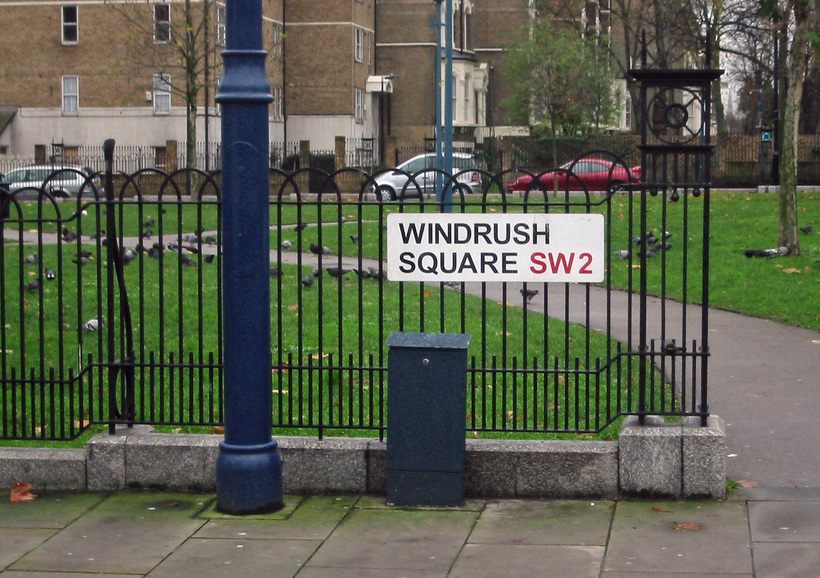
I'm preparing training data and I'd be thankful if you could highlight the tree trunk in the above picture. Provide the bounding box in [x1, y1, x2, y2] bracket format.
[778, 0, 812, 256]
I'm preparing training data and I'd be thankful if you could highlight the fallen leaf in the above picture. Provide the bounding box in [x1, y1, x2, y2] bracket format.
[208, 426, 225, 435]
[674, 522, 702, 531]
[737, 480, 759, 488]
[652, 506, 672, 513]
[811, 340, 820, 345]
[10, 483, 37, 502]
[423, 291, 432, 297]
[782, 268, 800, 274]
[171, 428, 182, 434]
[746, 393, 763, 398]
[287, 304, 299, 311]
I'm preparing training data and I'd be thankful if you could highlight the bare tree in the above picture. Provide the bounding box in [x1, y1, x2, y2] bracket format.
[105, 0, 222, 169]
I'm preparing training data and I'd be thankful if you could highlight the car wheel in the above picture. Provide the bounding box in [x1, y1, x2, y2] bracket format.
[377, 185, 396, 202]
[54, 190, 70, 199]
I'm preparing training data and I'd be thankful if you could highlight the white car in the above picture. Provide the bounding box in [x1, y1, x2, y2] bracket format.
[0, 164, 98, 199]
[373, 152, 481, 201]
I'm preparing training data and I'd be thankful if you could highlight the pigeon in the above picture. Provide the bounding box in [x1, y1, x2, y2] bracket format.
[326, 267, 349, 278]
[166, 242, 179, 251]
[73, 254, 91, 266]
[203, 235, 218, 245]
[142, 230, 154, 239]
[443, 281, 461, 289]
[147, 246, 163, 260]
[800, 225, 814, 235]
[300, 275, 314, 287]
[23, 278, 40, 293]
[120, 247, 138, 264]
[656, 242, 673, 251]
[311, 267, 322, 277]
[350, 234, 360, 244]
[45, 268, 56, 281]
[368, 266, 388, 280]
[295, 223, 308, 232]
[179, 253, 197, 267]
[204, 254, 216, 264]
[184, 234, 199, 244]
[613, 250, 630, 260]
[82, 317, 103, 332]
[310, 243, 332, 255]
[744, 246, 789, 258]
[61, 227, 78, 243]
[143, 219, 155, 228]
[520, 288, 539, 303]
[661, 230, 673, 239]
[269, 267, 281, 278]
[354, 268, 372, 279]
[281, 239, 293, 249]
[637, 249, 657, 259]
[23, 253, 39, 265]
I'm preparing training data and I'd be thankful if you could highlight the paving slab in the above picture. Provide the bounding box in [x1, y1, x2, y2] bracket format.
[0, 528, 57, 571]
[751, 542, 820, 578]
[145, 537, 320, 578]
[1, 572, 135, 578]
[8, 492, 208, 575]
[467, 499, 613, 546]
[194, 495, 357, 540]
[296, 569, 444, 578]
[451, 543, 603, 578]
[603, 500, 752, 575]
[0, 492, 105, 529]
[748, 500, 820, 542]
[304, 504, 478, 572]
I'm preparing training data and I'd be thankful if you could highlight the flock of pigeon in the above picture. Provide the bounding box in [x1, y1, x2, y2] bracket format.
[19, 219, 220, 332]
[274, 227, 387, 286]
[613, 229, 674, 261]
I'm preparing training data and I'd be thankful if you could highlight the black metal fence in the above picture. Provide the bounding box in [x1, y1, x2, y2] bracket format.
[0, 63, 720, 442]
[0, 153, 710, 441]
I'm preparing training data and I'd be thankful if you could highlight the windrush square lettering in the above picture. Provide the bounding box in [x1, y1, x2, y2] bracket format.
[387, 213, 605, 283]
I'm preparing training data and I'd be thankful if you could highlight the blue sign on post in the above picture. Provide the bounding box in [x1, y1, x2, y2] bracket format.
[215, 0, 283, 515]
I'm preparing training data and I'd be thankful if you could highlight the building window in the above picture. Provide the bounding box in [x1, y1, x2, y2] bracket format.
[153, 74, 171, 113]
[62, 6, 78, 44]
[272, 23, 284, 58]
[354, 28, 365, 63]
[216, 5, 226, 46]
[272, 85, 283, 120]
[62, 75, 79, 114]
[154, 4, 171, 43]
[354, 88, 365, 122]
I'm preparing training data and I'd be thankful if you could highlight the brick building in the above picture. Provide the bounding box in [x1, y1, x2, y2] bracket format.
[0, 0, 628, 162]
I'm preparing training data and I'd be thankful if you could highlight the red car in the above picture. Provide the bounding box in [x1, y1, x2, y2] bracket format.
[508, 159, 641, 193]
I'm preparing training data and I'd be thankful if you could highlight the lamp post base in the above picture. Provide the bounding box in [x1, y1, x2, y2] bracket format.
[216, 440, 284, 515]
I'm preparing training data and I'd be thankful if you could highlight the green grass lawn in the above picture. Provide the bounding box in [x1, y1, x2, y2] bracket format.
[2, 188, 816, 445]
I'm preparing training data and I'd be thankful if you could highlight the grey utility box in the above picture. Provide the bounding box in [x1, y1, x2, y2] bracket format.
[386, 331, 471, 507]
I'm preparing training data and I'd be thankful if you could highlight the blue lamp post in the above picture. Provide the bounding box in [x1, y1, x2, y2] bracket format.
[215, 0, 283, 514]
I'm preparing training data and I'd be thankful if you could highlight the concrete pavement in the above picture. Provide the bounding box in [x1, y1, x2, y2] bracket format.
[3, 488, 820, 577]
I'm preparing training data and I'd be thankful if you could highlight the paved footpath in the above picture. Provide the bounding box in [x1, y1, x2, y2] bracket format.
[3, 489, 820, 577]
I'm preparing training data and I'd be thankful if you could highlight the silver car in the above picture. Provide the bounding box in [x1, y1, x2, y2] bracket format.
[373, 152, 481, 201]
[0, 164, 98, 199]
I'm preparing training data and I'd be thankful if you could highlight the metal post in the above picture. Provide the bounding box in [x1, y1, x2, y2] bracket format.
[215, 0, 283, 514]
[442, 0, 454, 212]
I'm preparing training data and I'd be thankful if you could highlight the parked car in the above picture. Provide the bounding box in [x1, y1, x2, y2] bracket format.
[373, 152, 481, 201]
[507, 159, 641, 194]
[0, 164, 98, 199]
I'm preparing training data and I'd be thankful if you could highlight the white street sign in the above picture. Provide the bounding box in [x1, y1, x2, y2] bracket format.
[387, 212, 605, 283]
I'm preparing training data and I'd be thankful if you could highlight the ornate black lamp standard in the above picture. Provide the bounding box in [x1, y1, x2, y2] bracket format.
[215, 0, 283, 514]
